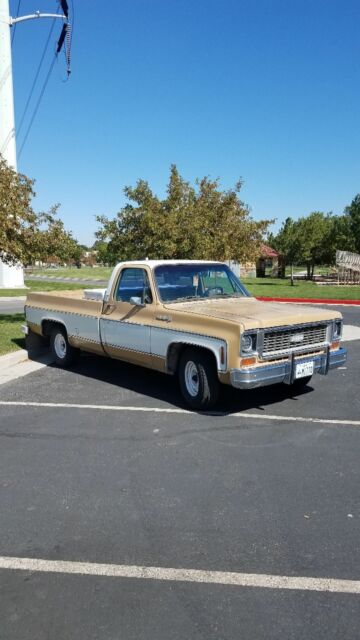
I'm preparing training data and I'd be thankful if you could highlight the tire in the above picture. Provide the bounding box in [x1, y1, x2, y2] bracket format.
[291, 375, 312, 389]
[50, 326, 78, 368]
[178, 347, 219, 410]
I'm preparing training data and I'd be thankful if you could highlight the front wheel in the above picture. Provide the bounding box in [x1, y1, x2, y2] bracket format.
[50, 326, 78, 368]
[178, 348, 219, 410]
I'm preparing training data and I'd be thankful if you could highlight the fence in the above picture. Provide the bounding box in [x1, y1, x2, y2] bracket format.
[336, 250, 360, 283]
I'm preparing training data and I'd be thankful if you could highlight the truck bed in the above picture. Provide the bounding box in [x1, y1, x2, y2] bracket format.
[26, 290, 103, 317]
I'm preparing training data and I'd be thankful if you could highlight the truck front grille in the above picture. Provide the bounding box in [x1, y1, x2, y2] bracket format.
[263, 324, 328, 356]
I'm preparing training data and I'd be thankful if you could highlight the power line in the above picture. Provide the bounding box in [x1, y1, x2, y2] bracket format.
[17, 16, 58, 137]
[11, 0, 21, 45]
[18, 53, 57, 159]
[15, 1, 72, 158]
[70, 0, 74, 49]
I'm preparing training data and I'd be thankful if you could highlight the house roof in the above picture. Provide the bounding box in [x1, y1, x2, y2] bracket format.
[260, 244, 279, 259]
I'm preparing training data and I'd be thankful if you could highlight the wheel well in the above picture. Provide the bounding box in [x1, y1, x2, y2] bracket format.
[166, 343, 218, 374]
[41, 319, 67, 339]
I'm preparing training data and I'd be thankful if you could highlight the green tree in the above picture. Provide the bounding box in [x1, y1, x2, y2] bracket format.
[296, 212, 334, 278]
[41, 214, 81, 265]
[0, 157, 81, 266]
[270, 217, 303, 285]
[273, 212, 337, 281]
[28, 205, 81, 266]
[0, 155, 37, 265]
[92, 239, 109, 264]
[325, 213, 353, 262]
[344, 194, 360, 253]
[96, 165, 271, 264]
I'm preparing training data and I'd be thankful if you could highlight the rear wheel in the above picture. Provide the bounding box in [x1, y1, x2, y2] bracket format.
[178, 347, 219, 410]
[50, 326, 78, 368]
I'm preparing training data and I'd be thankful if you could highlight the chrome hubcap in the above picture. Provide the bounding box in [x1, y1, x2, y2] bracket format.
[54, 333, 67, 359]
[184, 360, 199, 397]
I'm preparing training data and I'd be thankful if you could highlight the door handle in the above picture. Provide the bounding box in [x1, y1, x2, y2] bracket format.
[156, 315, 172, 323]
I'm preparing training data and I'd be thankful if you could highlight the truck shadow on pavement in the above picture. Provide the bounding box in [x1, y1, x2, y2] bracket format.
[55, 352, 314, 416]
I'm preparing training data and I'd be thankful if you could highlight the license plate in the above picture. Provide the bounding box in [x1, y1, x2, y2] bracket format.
[295, 360, 314, 379]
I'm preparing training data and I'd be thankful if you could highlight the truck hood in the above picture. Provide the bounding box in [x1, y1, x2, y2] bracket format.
[164, 297, 341, 330]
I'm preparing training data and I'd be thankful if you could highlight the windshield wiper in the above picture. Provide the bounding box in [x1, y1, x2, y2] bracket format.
[170, 296, 202, 303]
[166, 293, 246, 303]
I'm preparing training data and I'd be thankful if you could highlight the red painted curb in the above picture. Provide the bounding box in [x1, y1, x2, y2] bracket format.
[256, 296, 360, 305]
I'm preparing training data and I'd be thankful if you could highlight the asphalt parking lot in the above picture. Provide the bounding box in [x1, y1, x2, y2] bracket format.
[0, 305, 359, 639]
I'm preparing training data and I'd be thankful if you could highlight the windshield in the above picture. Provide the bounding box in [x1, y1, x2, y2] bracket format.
[154, 263, 250, 303]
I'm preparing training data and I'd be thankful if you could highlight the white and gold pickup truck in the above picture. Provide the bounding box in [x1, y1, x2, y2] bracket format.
[24, 260, 347, 408]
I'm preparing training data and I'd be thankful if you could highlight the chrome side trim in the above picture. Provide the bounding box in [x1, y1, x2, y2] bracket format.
[26, 307, 101, 347]
[230, 347, 347, 389]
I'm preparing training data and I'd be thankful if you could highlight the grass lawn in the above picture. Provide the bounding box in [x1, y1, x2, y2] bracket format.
[29, 265, 333, 279]
[1, 275, 359, 300]
[284, 265, 333, 276]
[0, 281, 91, 297]
[0, 314, 26, 355]
[243, 277, 360, 300]
[26, 266, 112, 279]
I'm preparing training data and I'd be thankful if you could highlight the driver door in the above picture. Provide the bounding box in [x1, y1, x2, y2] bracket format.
[100, 267, 154, 367]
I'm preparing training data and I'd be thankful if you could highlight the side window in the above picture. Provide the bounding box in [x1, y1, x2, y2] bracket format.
[115, 268, 153, 303]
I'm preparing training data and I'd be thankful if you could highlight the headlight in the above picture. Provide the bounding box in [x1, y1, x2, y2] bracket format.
[333, 320, 342, 340]
[241, 333, 256, 354]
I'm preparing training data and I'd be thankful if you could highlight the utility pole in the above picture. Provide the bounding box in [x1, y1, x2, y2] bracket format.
[0, 0, 68, 288]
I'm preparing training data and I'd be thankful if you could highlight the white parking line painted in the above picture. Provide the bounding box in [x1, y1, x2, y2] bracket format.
[0, 556, 359, 594]
[341, 325, 360, 342]
[0, 400, 191, 414]
[0, 400, 360, 427]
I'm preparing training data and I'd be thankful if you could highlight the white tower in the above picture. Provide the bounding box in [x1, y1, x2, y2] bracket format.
[0, 0, 24, 287]
[0, 0, 68, 288]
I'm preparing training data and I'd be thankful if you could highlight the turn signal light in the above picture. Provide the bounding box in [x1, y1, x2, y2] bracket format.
[240, 356, 257, 367]
[331, 341, 340, 351]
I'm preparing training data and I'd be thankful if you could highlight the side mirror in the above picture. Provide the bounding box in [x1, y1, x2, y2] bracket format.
[130, 296, 145, 307]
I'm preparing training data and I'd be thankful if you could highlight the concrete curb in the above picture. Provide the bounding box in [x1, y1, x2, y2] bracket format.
[0, 348, 54, 387]
[0, 349, 28, 368]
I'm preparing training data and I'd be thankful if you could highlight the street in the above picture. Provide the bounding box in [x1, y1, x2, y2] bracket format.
[0, 304, 359, 639]
[0, 297, 26, 314]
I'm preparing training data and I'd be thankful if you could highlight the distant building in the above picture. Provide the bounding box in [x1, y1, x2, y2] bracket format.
[228, 244, 285, 279]
[256, 244, 285, 278]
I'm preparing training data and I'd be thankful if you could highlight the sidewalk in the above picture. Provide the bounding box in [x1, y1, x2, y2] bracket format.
[0, 349, 53, 386]
[0, 297, 26, 314]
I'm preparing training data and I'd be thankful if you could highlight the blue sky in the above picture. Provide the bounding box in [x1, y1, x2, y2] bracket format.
[11, 0, 360, 246]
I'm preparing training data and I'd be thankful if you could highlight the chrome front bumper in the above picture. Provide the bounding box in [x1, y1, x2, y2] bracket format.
[230, 347, 347, 390]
